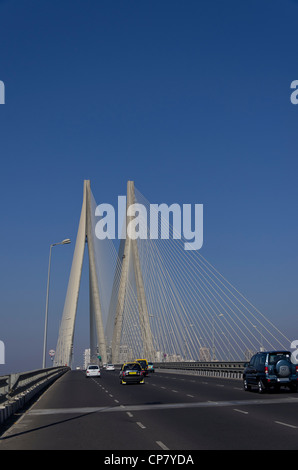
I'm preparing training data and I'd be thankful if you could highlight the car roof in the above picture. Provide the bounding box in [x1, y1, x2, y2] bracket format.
[256, 350, 291, 355]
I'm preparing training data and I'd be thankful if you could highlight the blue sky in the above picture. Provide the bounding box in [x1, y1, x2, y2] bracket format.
[0, 0, 297, 372]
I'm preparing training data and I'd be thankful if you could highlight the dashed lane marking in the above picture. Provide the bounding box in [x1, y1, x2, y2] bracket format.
[156, 440, 169, 450]
[275, 421, 298, 429]
[233, 409, 249, 415]
[136, 422, 146, 429]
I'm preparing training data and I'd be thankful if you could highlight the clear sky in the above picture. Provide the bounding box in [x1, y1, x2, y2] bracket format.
[0, 0, 297, 373]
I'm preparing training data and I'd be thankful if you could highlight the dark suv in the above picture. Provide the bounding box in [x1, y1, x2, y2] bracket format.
[243, 350, 298, 393]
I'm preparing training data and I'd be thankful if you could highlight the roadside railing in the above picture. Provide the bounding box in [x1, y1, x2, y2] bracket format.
[0, 366, 69, 424]
[154, 361, 246, 379]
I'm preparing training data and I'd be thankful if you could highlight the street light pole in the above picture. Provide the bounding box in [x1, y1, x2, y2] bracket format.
[42, 238, 71, 368]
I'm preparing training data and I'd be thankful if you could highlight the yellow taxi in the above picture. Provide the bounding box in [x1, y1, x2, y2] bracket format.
[135, 358, 149, 376]
[119, 362, 145, 385]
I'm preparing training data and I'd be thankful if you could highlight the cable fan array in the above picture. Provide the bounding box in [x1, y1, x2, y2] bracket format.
[92, 186, 290, 363]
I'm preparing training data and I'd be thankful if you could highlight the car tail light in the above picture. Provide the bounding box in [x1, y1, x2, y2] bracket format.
[265, 366, 269, 375]
[295, 365, 298, 374]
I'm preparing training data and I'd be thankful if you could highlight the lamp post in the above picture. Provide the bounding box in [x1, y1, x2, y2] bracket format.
[42, 238, 71, 368]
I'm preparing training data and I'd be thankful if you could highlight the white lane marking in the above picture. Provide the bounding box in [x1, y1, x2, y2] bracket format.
[234, 409, 248, 415]
[275, 421, 298, 429]
[127, 412, 133, 418]
[136, 422, 146, 429]
[156, 440, 169, 450]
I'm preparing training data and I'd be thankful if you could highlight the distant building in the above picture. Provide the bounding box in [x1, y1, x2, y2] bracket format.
[199, 347, 211, 362]
[84, 348, 91, 369]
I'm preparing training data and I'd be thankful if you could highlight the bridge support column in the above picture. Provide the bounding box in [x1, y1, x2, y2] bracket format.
[112, 181, 154, 363]
[54, 180, 107, 367]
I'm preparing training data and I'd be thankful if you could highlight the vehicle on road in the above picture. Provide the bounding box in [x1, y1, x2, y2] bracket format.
[243, 350, 298, 393]
[135, 358, 149, 376]
[86, 364, 101, 378]
[148, 361, 155, 373]
[106, 364, 115, 371]
[119, 362, 145, 385]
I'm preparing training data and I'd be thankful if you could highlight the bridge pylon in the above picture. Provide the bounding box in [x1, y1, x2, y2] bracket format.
[53, 180, 107, 367]
[111, 181, 155, 364]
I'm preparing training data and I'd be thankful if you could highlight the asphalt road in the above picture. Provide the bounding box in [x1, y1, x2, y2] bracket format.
[1, 369, 298, 451]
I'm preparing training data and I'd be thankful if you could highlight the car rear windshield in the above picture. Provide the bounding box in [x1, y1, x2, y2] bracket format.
[137, 361, 147, 368]
[268, 353, 291, 364]
[88, 365, 99, 369]
[123, 363, 141, 371]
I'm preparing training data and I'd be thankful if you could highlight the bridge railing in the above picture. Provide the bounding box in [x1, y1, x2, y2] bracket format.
[0, 366, 69, 424]
[154, 361, 246, 380]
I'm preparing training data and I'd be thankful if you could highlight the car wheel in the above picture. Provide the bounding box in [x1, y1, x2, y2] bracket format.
[243, 378, 251, 391]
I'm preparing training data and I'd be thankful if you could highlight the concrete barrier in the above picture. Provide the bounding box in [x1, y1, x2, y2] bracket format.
[0, 367, 69, 425]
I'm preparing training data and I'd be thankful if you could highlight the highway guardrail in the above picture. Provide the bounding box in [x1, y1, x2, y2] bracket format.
[0, 366, 69, 424]
[154, 361, 246, 379]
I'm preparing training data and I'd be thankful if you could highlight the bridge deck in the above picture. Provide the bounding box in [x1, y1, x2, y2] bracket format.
[1, 369, 298, 450]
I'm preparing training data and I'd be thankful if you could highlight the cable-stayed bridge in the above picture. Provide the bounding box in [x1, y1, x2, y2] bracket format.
[53, 180, 290, 368]
[1, 180, 296, 451]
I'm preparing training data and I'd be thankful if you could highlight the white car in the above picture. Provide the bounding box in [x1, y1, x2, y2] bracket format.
[86, 364, 101, 377]
[106, 364, 115, 371]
